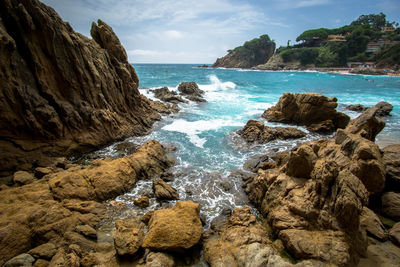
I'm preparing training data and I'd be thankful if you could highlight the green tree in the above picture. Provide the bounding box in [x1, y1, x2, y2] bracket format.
[351, 12, 389, 31]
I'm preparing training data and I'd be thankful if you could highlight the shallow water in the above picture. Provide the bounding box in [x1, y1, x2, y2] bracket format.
[94, 64, 400, 226]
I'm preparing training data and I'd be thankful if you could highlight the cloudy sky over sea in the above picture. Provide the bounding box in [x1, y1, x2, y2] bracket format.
[42, 0, 400, 63]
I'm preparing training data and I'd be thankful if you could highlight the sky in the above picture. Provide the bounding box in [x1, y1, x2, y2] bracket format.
[41, 0, 400, 64]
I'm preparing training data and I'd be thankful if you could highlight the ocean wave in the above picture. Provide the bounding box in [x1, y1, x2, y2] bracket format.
[199, 75, 236, 92]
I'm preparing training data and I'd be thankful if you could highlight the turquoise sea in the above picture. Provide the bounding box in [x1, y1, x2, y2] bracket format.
[97, 64, 400, 224]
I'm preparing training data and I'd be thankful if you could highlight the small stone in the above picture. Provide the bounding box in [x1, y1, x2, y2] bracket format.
[153, 179, 179, 201]
[76, 225, 97, 239]
[4, 253, 35, 267]
[28, 243, 57, 260]
[134, 196, 150, 208]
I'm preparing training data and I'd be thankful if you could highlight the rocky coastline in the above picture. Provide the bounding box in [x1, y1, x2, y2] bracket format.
[1, 1, 400, 267]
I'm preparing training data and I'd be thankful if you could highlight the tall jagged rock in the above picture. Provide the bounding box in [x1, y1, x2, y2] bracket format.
[0, 0, 160, 176]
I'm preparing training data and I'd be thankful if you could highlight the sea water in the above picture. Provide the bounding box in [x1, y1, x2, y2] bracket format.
[96, 64, 400, 225]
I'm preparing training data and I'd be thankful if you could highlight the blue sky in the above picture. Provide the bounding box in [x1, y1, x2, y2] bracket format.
[42, 0, 400, 63]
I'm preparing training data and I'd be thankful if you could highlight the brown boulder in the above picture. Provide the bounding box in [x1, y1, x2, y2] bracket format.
[153, 87, 186, 104]
[389, 222, 400, 246]
[177, 82, 206, 102]
[360, 207, 388, 241]
[142, 201, 202, 251]
[345, 107, 385, 141]
[262, 93, 350, 133]
[28, 243, 57, 260]
[152, 178, 179, 201]
[382, 192, 400, 221]
[13, 171, 35, 185]
[0, 0, 161, 176]
[4, 253, 35, 267]
[375, 101, 393, 116]
[134, 196, 150, 208]
[238, 120, 306, 144]
[382, 144, 400, 191]
[113, 218, 145, 256]
[145, 252, 174, 267]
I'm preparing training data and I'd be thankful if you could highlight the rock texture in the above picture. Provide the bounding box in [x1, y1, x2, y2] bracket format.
[262, 93, 350, 133]
[177, 82, 206, 102]
[243, 109, 387, 266]
[153, 87, 186, 104]
[346, 102, 393, 117]
[0, 141, 172, 265]
[113, 218, 145, 256]
[382, 192, 400, 221]
[0, 0, 161, 176]
[152, 178, 179, 201]
[142, 201, 202, 252]
[360, 207, 388, 241]
[238, 120, 306, 144]
[382, 144, 400, 191]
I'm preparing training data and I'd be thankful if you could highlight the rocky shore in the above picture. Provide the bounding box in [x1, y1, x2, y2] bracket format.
[2, 1, 400, 267]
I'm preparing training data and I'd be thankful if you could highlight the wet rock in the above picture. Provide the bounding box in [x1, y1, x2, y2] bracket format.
[228, 170, 254, 181]
[28, 243, 57, 260]
[382, 192, 400, 221]
[244, 154, 270, 172]
[145, 252, 174, 267]
[185, 95, 207, 103]
[345, 107, 386, 141]
[13, 171, 35, 185]
[49, 248, 80, 267]
[134, 196, 150, 208]
[160, 171, 174, 182]
[4, 253, 35, 267]
[0, 0, 161, 176]
[113, 218, 145, 256]
[382, 144, 400, 191]
[80, 242, 118, 266]
[262, 93, 350, 133]
[152, 178, 179, 201]
[178, 82, 204, 97]
[389, 222, 400, 246]
[142, 201, 202, 251]
[76, 225, 97, 239]
[347, 104, 367, 112]
[210, 208, 232, 232]
[153, 87, 186, 104]
[360, 207, 388, 241]
[114, 142, 138, 157]
[375, 101, 393, 116]
[146, 98, 180, 115]
[239, 120, 306, 144]
[219, 179, 233, 192]
[49, 140, 173, 201]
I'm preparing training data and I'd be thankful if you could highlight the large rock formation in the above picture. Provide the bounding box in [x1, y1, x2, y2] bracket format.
[0, 140, 172, 265]
[213, 35, 275, 68]
[0, 0, 161, 176]
[243, 109, 387, 266]
[238, 120, 306, 144]
[262, 93, 350, 133]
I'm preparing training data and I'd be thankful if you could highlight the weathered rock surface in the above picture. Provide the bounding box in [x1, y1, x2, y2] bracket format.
[153, 87, 186, 104]
[113, 218, 145, 256]
[13, 171, 35, 185]
[0, 141, 172, 265]
[177, 82, 206, 102]
[382, 144, 400, 191]
[243, 109, 387, 266]
[382, 192, 400, 221]
[238, 120, 306, 144]
[358, 237, 400, 267]
[134, 196, 150, 208]
[345, 107, 385, 141]
[346, 102, 393, 117]
[0, 0, 161, 176]
[360, 207, 388, 241]
[152, 178, 179, 201]
[145, 252, 174, 267]
[28, 242, 57, 260]
[389, 222, 400, 246]
[142, 201, 202, 251]
[262, 93, 350, 133]
[4, 253, 35, 267]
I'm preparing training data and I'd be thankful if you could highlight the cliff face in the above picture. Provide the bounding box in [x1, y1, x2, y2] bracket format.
[212, 35, 275, 68]
[0, 0, 160, 176]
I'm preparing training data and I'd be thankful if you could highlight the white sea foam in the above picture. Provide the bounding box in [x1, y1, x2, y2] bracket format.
[162, 119, 244, 148]
[199, 75, 236, 92]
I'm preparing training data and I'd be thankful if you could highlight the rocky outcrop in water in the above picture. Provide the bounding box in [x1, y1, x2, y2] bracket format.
[243, 108, 387, 266]
[153, 87, 187, 104]
[0, 0, 161, 177]
[238, 120, 306, 144]
[263, 93, 350, 133]
[0, 141, 172, 265]
[213, 35, 276, 68]
[177, 82, 206, 102]
[346, 101, 393, 117]
[152, 178, 179, 201]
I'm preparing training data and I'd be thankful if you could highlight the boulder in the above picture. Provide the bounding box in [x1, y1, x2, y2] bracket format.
[375, 101, 393, 116]
[76, 225, 97, 239]
[382, 144, 400, 191]
[389, 222, 400, 246]
[4, 253, 35, 267]
[152, 178, 179, 201]
[238, 120, 306, 144]
[145, 252, 174, 267]
[0, 0, 161, 176]
[244, 154, 270, 172]
[134, 196, 150, 208]
[382, 192, 400, 221]
[177, 82, 206, 102]
[262, 93, 350, 133]
[13, 171, 35, 185]
[28, 243, 57, 260]
[347, 104, 367, 112]
[153, 87, 186, 104]
[142, 201, 202, 251]
[113, 218, 145, 256]
[360, 207, 388, 241]
[345, 107, 385, 141]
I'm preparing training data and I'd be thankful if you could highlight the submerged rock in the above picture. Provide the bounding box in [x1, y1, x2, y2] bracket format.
[142, 201, 202, 252]
[134, 196, 150, 208]
[262, 93, 350, 133]
[0, 0, 162, 176]
[238, 120, 306, 144]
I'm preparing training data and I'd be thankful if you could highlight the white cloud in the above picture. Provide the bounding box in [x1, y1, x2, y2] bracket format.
[273, 0, 331, 9]
[164, 30, 184, 40]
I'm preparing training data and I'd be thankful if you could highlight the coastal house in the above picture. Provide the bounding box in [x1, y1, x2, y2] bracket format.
[347, 62, 375, 68]
[366, 40, 398, 53]
[327, 34, 346, 42]
[381, 26, 395, 33]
